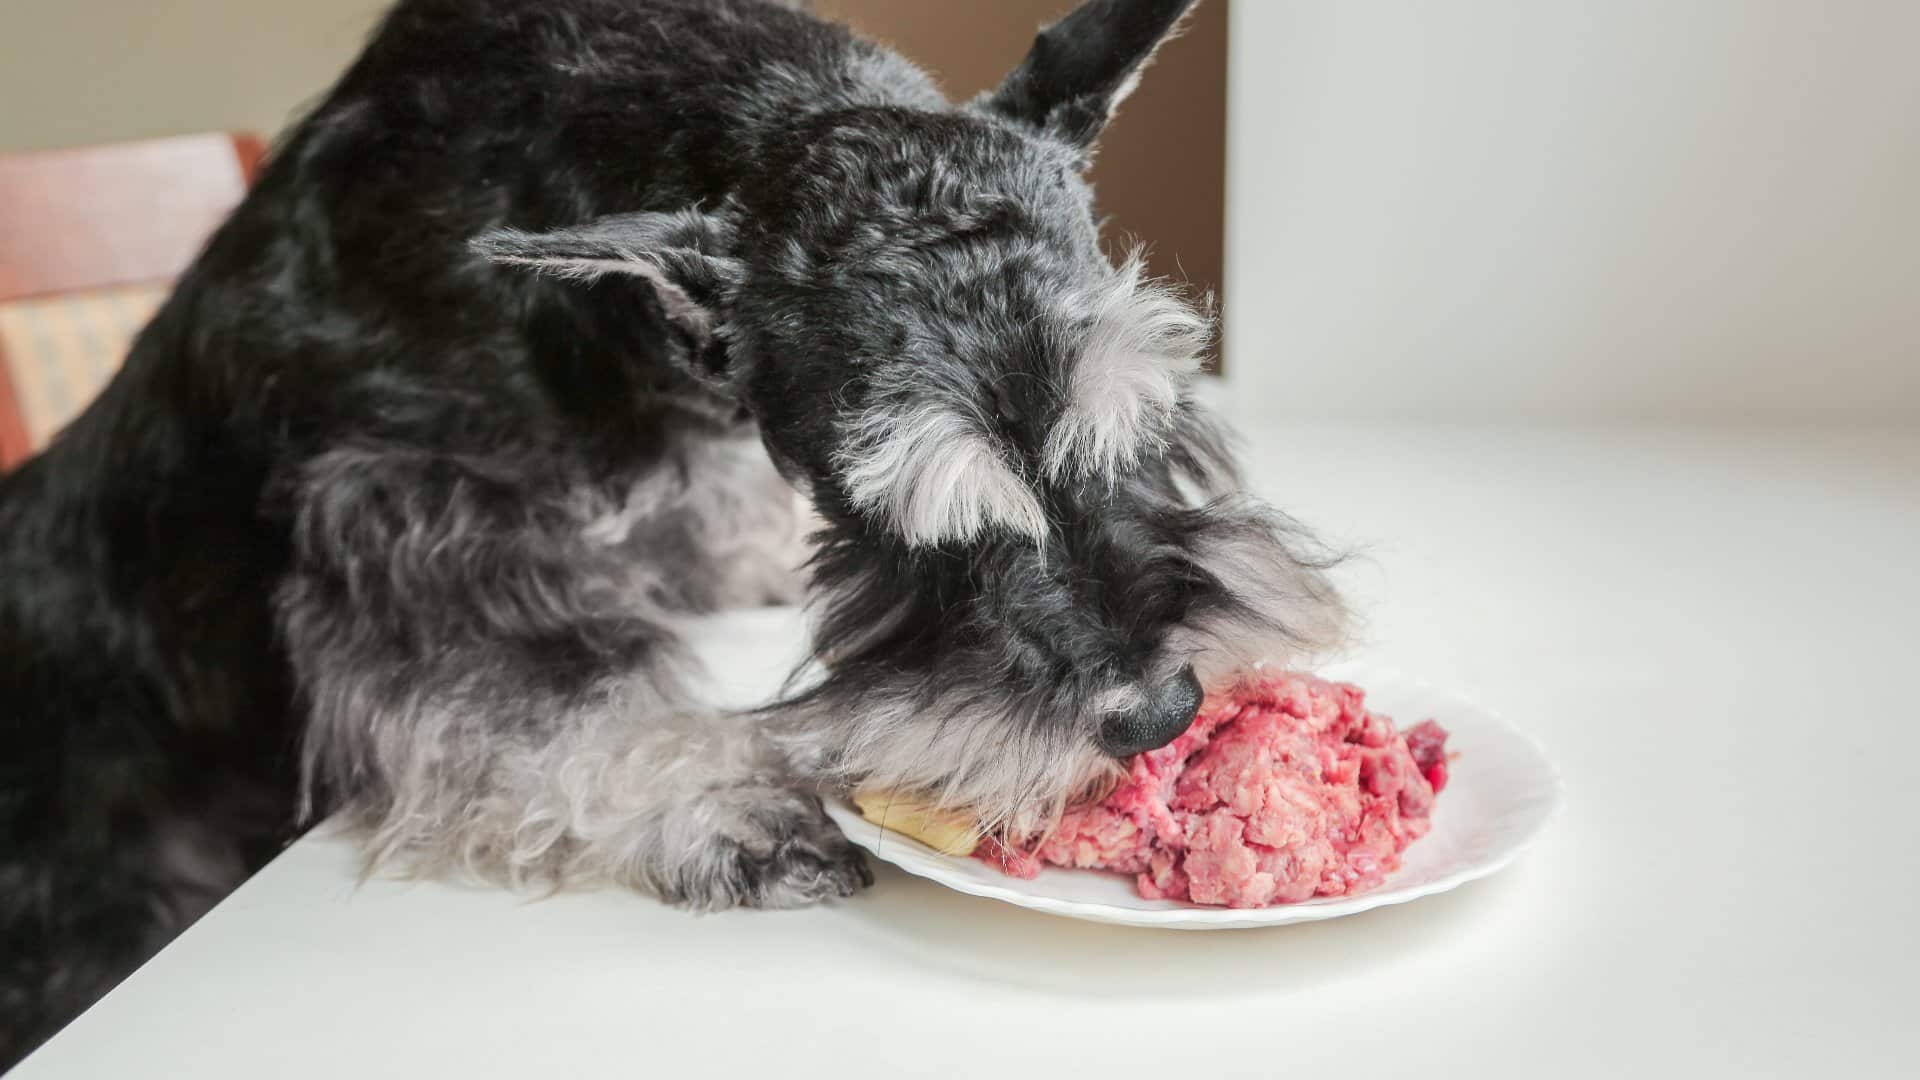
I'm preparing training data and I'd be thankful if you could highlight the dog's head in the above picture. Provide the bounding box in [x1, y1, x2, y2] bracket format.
[476, 0, 1345, 830]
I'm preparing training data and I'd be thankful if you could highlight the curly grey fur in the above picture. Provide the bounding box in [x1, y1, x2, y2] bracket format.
[277, 421, 864, 907]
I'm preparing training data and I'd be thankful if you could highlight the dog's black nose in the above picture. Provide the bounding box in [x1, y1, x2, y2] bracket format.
[1098, 666, 1203, 758]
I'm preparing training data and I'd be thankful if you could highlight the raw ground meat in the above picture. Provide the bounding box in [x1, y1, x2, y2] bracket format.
[981, 672, 1451, 907]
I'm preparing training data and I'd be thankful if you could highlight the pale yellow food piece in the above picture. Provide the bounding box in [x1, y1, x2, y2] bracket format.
[853, 790, 980, 856]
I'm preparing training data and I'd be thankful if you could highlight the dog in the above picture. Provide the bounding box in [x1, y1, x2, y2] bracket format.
[0, 0, 1344, 1063]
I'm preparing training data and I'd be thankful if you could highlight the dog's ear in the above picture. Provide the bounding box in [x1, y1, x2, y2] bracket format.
[979, 0, 1197, 153]
[470, 209, 742, 344]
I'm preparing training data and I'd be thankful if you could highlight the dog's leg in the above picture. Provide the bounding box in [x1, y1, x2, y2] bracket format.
[278, 442, 866, 908]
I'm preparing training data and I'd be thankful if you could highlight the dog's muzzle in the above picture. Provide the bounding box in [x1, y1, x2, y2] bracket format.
[1097, 665, 1203, 757]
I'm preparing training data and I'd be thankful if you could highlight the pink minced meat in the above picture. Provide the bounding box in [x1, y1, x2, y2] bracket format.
[981, 672, 1451, 907]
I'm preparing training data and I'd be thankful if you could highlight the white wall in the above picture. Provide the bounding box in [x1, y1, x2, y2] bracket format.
[1226, 0, 1920, 420]
[0, 0, 385, 153]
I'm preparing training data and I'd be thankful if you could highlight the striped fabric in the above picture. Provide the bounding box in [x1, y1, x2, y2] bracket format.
[0, 281, 166, 448]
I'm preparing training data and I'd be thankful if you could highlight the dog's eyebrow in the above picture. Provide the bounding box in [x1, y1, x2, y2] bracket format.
[1044, 252, 1211, 480]
[837, 394, 1047, 548]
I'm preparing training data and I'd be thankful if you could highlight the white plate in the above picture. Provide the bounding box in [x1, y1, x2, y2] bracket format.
[677, 609, 1562, 929]
[824, 662, 1563, 929]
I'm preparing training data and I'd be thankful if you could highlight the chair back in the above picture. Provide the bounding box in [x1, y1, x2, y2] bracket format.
[0, 132, 263, 467]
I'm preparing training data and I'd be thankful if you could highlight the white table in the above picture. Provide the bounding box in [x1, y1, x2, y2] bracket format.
[18, 422, 1920, 1079]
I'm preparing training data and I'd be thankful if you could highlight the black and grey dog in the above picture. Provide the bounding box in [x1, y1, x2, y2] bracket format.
[0, 0, 1343, 1062]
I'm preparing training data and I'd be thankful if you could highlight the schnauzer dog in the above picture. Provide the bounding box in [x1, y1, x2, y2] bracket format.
[0, 0, 1343, 1063]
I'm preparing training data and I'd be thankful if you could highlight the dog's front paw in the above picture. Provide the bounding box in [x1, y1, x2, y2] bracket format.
[737, 825, 873, 909]
[673, 788, 873, 911]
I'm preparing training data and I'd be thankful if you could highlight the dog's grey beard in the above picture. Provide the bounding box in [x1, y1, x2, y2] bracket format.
[768, 676, 1124, 839]
[1156, 403, 1351, 686]
[770, 502, 1345, 838]
[1164, 496, 1351, 688]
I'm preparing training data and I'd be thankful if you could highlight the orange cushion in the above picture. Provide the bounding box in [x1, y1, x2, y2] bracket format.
[0, 281, 167, 448]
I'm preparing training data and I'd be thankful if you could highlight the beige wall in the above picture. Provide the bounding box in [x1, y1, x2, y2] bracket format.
[0, 0, 386, 153]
